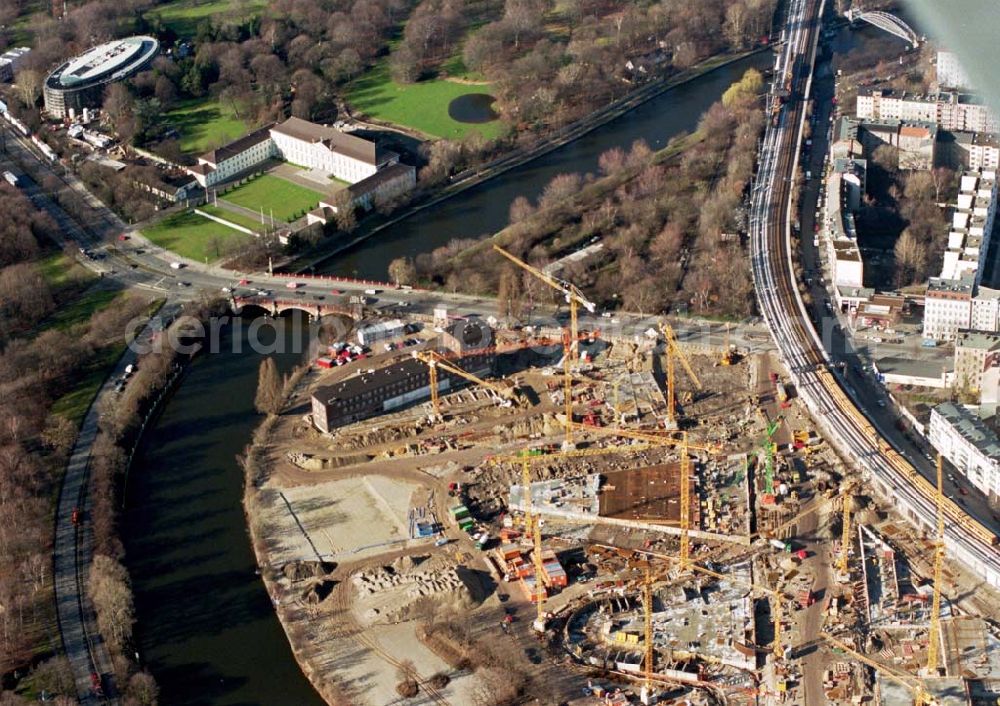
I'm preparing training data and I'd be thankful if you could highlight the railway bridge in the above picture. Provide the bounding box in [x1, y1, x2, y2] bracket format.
[846, 8, 920, 48]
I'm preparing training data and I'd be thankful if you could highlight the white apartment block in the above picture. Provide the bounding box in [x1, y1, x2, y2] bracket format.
[857, 88, 999, 133]
[940, 171, 997, 286]
[937, 51, 973, 90]
[924, 277, 973, 341]
[972, 288, 1000, 333]
[968, 134, 1000, 171]
[928, 403, 1000, 499]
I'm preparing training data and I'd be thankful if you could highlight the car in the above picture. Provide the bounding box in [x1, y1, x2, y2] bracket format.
[118, 234, 129, 241]
[239, 278, 250, 285]
[313, 295, 325, 301]
[295, 290, 305, 296]
[877, 400, 886, 407]
[221, 286, 231, 293]
[177, 281, 190, 287]
[959, 487, 969, 496]
[285, 281, 301, 289]
[331, 289, 343, 295]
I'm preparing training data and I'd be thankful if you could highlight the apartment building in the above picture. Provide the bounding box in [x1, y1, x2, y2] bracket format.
[940, 171, 998, 286]
[928, 403, 1000, 499]
[924, 276, 974, 341]
[857, 88, 999, 134]
[937, 51, 973, 90]
[954, 330, 1000, 394]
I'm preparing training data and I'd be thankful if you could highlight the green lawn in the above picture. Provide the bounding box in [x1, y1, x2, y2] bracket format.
[347, 60, 506, 140]
[37, 251, 94, 290]
[198, 204, 266, 232]
[47, 289, 123, 331]
[164, 97, 249, 154]
[220, 175, 325, 223]
[51, 346, 122, 427]
[147, 0, 267, 38]
[142, 211, 250, 262]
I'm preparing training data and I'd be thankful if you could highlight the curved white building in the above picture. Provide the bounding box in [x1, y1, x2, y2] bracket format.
[43, 36, 159, 118]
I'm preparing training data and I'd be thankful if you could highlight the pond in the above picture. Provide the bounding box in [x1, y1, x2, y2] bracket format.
[448, 93, 499, 124]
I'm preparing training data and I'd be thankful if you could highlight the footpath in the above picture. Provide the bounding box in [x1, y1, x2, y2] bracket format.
[53, 303, 178, 704]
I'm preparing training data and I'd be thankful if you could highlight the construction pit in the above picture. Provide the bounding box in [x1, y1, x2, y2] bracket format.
[249, 317, 972, 706]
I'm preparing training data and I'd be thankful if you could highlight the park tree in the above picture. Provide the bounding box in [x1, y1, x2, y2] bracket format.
[330, 190, 358, 232]
[255, 357, 283, 415]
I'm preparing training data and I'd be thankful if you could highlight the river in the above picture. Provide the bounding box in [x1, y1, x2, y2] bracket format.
[318, 52, 772, 280]
[124, 313, 326, 706]
[125, 51, 772, 706]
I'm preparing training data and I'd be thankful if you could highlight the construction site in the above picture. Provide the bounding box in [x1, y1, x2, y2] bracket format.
[247, 245, 1000, 706]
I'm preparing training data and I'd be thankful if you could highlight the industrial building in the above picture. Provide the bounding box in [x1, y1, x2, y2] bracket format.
[310, 321, 496, 432]
[43, 36, 159, 118]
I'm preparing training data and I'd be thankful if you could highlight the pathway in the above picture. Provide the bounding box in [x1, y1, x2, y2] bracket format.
[53, 305, 177, 703]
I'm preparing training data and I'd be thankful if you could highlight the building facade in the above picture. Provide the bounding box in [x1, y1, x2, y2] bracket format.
[924, 277, 973, 341]
[269, 116, 397, 183]
[928, 403, 1000, 499]
[857, 88, 999, 134]
[937, 51, 973, 90]
[43, 36, 159, 118]
[0, 47, 30, 83]
[954, 330, 1000, 395]
[190, 124, 277, 188]
[311, 323, 497, 432]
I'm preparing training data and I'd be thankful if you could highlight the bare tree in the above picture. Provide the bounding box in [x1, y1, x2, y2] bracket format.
[89, 555, 134, 651]
[255, 357, 283, 415]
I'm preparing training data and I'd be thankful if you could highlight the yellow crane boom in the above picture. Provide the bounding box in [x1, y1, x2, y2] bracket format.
[494, 245, 596, 449]
[821, 633, 934, 705]
[660, 321, 702, 428]
[412, 350, 515, 418]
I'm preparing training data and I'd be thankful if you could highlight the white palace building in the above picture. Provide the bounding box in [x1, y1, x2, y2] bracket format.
[186, 116, 399, 189]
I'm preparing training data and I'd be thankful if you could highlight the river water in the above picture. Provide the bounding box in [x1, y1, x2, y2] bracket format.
[319, 52, 771, 280]
[124, 314, 326, 706]
[125, 52, 773, 706]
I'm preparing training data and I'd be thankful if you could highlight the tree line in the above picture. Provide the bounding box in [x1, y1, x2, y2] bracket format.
[390, 68, 767, 319]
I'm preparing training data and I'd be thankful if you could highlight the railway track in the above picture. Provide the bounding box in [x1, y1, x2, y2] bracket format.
[749, 0, 1000, 587]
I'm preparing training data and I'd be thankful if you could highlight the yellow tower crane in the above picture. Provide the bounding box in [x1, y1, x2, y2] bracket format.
[641, 550, 788, 660]
[659, 321, 702, 430]
[821, 633, 936, 706]
[837, 490, 853, 576]
[493, 245, 596, 449]
[926, 455, 946, 677]
[562, 420, 720, 565]
[412, 350, 517, 419]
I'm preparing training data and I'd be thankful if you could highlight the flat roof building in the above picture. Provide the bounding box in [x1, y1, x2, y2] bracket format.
[311, 322, 496, 432]
[43, 36, 159, 118]
[929, 402, 1000, 499]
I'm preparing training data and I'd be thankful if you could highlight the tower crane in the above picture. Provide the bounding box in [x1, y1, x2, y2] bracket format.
[494, 244, 596, 449]
[640, 549, 790, 660]
[837, 489, 853, 576]
[412, 350, 517, 419]
[561, 420, 721, 565]
[925, 455, 946, 677]
[659, 321, 702, 430]
[757, 411, 784, 497]
[821, 633, 936, 706]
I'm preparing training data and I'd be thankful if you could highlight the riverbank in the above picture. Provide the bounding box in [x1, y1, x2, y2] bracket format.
[290, 47, 771, 275]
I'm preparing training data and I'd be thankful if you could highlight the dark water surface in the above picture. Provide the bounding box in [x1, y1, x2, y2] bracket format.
[448, 93, 499, 123]
[124, 314, 325, 706]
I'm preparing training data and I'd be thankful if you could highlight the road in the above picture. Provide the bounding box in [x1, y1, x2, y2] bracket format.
[749, 0, 1000, 666]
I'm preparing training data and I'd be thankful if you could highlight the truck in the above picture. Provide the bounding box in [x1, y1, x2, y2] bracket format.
[2, 170, 18, 187]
